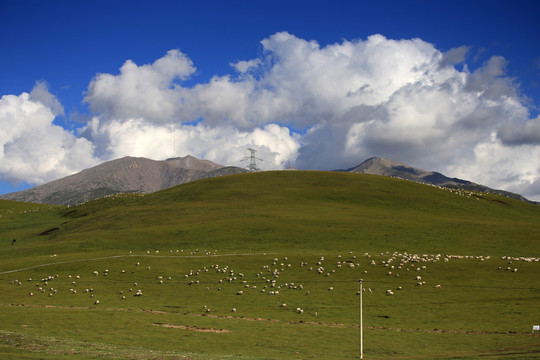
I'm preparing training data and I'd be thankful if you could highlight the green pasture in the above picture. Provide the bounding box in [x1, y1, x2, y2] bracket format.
[0, 171, 539, 359]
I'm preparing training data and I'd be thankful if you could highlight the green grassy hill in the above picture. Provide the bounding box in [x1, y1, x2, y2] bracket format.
[1, 171, 539, 359]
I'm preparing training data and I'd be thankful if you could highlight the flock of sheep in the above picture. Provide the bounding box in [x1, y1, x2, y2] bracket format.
[8, 249, 537, 318]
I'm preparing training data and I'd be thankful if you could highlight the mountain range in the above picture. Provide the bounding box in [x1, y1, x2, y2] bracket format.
[0, 155, 535, 205]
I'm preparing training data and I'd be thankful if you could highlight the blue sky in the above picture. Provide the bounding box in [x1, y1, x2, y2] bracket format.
[1, 0, 540, 199]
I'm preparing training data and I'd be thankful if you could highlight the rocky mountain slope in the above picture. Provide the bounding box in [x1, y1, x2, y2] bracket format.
[0, 156, 247, 206]
[341, 157, 535, 204]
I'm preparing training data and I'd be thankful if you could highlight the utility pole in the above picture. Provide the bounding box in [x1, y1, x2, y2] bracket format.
[245, 148, 262, 172]
[359, 279, 363, 359]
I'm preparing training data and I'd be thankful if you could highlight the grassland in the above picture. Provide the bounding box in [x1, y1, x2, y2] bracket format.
[0, 171, 539, 359]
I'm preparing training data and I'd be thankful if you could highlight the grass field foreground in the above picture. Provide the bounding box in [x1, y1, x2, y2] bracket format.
[1, 171, 539, 359]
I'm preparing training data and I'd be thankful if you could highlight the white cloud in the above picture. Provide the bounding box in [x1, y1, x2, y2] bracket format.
[29, 81, 64, 116]
[4, 32, 540, 201]
[439, 46, 470, 68]
[81, 117, 299, 171]
[84, 49, 195, 123]
[231, 59, 261, 73]
[0, 84, 97, 185]
[446, 132, 540, 199]
[498, 114, 540, 145]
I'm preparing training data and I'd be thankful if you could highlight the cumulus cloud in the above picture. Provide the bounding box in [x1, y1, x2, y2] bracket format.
[497, 115, 540, 145]
[0, 83, 97, 185]
[3, 32, 540, 201]
[231, 59, 261, 73]
[439, 46, 470, 68]
[29, 81, 65, 116]
[80, 116, 299, 170]
[84, 49, 195, 123]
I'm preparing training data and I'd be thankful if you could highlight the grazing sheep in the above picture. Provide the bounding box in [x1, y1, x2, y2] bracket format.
[94, 300, 100, 304]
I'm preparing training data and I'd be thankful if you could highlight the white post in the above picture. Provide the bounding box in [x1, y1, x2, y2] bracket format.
[359, 279, 363, 359]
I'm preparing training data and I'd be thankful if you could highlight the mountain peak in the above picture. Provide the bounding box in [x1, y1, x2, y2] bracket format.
[346, 157, 428, 177]
[0, 155, 246, 206]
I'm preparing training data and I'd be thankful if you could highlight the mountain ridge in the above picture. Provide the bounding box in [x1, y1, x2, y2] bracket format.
[1, 155, 535, 206]
[341, 157, 535, 204]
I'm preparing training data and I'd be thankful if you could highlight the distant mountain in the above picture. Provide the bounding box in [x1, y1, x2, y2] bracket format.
[2, 155, 535, 206]
[340, 157, 536, 204]
[0, 156, 247, 206]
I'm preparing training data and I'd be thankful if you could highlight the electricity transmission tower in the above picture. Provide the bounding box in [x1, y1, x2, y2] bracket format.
[241, 148, 263, 172]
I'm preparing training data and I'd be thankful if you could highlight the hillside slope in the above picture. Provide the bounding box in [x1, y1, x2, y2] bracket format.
[1, 171, 539, 360]
[29, 170, 540, 257]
